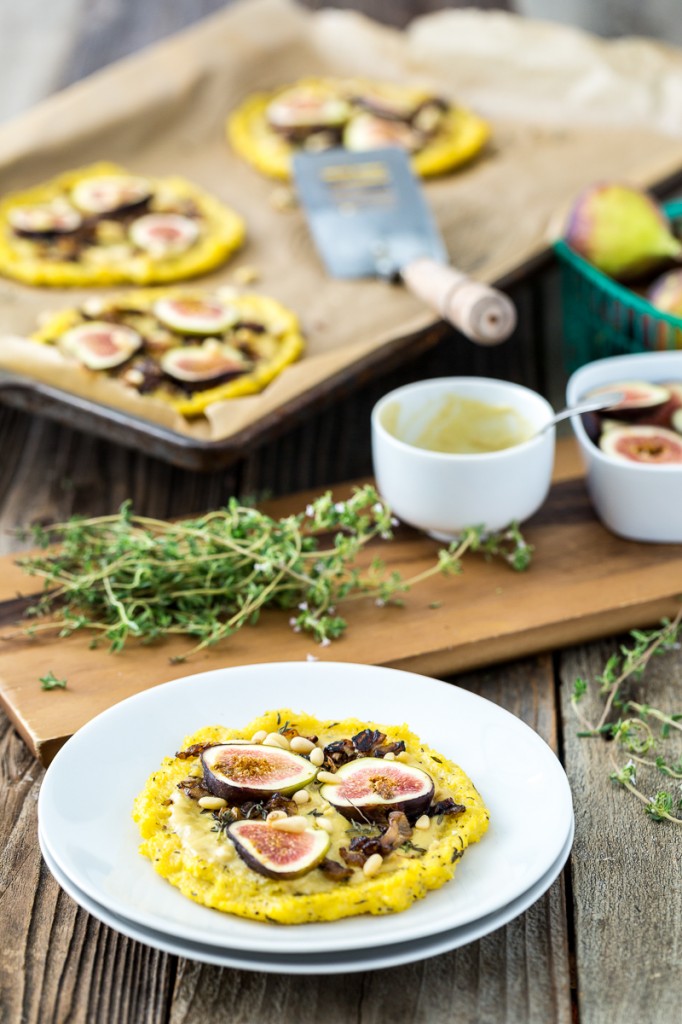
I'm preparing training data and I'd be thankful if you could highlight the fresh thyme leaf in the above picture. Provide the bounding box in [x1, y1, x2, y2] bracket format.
[574, 610, 682, 826]
[15, 490, 531, 659]
[399, 840, 426, 856]
[39, 670, 67, 691]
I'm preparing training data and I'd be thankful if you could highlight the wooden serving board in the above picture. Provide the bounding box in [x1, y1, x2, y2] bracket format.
[1, 439, 681, 765]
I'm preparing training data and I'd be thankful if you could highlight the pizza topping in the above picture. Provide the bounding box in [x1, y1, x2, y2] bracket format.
[267, 85, 352, 133]
[201, 743, 319, 802]
[161, 339, 252, 386]
[59, 321, 143, 371]
[228, 818, 331, 879]
[320, 757, 435, 823]
[130, 213, 200, 256]
[153, 296, 239, 336]
[9, 199, 82, 236]
[70, 175, 152, 215]
[344, 112, 422, 153]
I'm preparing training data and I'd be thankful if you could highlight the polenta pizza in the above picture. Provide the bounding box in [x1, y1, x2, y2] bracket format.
[227, 77, 490, 180]
[25, 288, 304, 416]
[0, 163, 245, 287]
[133, 710, 489, 924]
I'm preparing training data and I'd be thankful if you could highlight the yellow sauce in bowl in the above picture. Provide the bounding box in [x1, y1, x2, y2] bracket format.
[381, 394, 533, 454]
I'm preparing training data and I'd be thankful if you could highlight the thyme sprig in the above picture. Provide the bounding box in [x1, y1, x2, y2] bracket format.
[14, 486, 531, 661]
[572, 609, 682, 824]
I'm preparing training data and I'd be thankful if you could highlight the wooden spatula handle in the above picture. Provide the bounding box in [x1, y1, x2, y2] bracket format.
[401, 258, 517, 345]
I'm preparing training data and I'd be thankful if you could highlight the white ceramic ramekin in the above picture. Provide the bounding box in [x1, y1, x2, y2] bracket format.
[567, 351, 682, 543]
[371, 377, 555, 538]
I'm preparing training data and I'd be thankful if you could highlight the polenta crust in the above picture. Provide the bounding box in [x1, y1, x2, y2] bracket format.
[227, 78, 490, 180]
[132, 710, 490, 924]
[0, 162, 245, 287]
[29, 287, 303, 416]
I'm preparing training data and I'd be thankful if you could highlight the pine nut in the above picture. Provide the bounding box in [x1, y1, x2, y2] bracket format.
[197, 796, 227, 810]
[315, 817, 334, 833]
[363, 853, 383, 877]
[383, 752, 396, 761]
[293, 789, 310, 805]
[316, 770, 339, 785]
[396, 751, 410, 762]
[415, 814, 431, 830]
[263, 732, 289, 749]
[251, 729, 268, 744]
[309, 747, 324, 766]
[271, 815, 307, 833]
[266, 810, 287, 822]
[290, 736, 315, 754]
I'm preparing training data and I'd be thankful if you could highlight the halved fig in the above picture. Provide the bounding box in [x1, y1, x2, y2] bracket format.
[201, 743, 318, 802]
[586, 381, 670, 416]
[129, 213, 199, 256]
[319, 757, 434, 823]
[9, 199, 82, 236]
[59, 321, 142, 370]
[266, 86, 351, 132]
[153, 296, 239, 336]
[344, 112, 421, 153]
[599, 424, 682, 463]
[228, 819, 330, 879]
[71, 175, 152, 215]
[161, 340, 251, 385]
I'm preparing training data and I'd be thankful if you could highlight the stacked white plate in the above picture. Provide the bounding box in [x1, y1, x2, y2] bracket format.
[39, 663, 575, 974]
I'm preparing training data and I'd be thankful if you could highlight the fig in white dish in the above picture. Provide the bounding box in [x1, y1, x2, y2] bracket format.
[599, 424, 682, 464]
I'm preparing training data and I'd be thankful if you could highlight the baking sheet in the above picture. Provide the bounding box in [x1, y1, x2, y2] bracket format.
[2, 0, 682, 454]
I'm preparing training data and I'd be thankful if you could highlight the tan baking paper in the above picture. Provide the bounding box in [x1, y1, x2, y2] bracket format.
[2, 0, 682, 443]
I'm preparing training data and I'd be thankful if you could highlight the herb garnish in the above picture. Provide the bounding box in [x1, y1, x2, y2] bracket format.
[39, 670, 67, 691]
[572, 610, 682, 824]
[15, 487, 531, 659]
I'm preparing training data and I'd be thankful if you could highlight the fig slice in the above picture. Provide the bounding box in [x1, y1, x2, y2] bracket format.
[129, 213, 199, 256]
[201, 743, 318, 803]
[672, 409, 682, 434]
[319, 757, 434, 823]
[59, 321, 143, 370]
[266, 86, 351, 131]
[599, 424, 682, 464]
[153, 296, 239, 336]
[228, 819, 331, 879]
[9, 199, 82, 236]
[343, 112, 421, 153]
[70, 175, 152, 215]
[161, 340, 251, 385]
[586, 381, 670, 414]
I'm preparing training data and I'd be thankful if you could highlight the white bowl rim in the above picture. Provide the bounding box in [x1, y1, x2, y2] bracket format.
[371, 376, 555, 462]
[567, 352, 682, 473]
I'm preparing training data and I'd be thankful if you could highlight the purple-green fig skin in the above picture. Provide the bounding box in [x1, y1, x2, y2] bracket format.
[648, 268, 682, 317]
[565, 183, 681, 280]
[324, 761, 435, 823]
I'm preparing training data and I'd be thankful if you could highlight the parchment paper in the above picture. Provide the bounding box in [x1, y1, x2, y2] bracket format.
[2, 0, 682, 442]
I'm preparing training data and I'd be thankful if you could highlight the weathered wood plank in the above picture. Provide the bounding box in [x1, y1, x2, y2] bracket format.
[559, 639, 682, 1024]
[0, 706, 175, 1024]
[167, 657, 571, 1024]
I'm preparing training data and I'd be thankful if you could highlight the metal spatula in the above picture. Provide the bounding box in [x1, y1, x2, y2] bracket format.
[293, 148, 516, 345]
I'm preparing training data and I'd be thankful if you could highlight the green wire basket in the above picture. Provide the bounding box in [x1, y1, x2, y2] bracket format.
[554, 198, 682, 371]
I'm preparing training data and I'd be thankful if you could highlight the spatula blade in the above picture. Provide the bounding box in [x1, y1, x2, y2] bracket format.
[293, 148, 447, 279]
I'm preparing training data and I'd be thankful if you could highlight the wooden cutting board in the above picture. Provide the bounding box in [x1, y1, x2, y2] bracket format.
[1, 439, 681, 765]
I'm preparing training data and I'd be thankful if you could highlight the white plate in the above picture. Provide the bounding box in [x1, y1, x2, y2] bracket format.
[39, 662, 573, 956]
[39, 819, 574, 975]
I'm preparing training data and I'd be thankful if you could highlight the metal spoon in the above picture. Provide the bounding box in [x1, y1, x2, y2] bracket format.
[537, 391, 625, 435]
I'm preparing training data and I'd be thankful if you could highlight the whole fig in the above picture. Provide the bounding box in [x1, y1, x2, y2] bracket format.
[565, 184, 682, 281]
[647, 268, 682, 317]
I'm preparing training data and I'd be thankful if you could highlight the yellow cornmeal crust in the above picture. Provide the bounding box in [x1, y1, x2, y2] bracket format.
[227, 78, 490, 180]
[0, 162, 245, 287]
[29, 287, 304, 416]
[132, 710, 490, 925]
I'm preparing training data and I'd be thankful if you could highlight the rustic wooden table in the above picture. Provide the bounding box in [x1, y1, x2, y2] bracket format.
[0, 3, 680, 1023]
